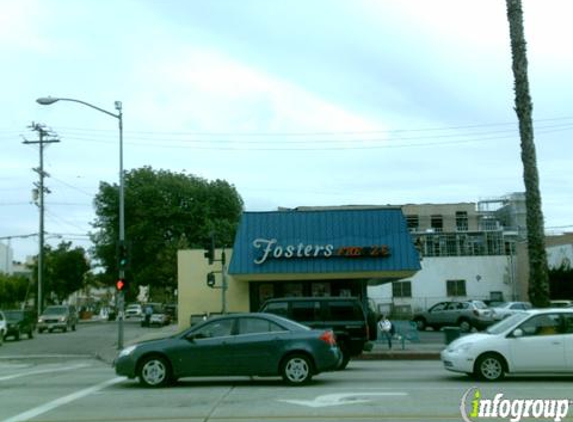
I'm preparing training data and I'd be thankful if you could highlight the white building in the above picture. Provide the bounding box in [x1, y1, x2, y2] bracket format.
[368, 194, 525, 317]
[0, 242, 14, 274]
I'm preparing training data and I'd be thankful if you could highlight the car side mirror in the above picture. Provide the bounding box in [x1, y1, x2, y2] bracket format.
[512, 328, 523, 338]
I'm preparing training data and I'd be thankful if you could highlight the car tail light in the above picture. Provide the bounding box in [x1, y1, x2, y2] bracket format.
[319, 330, 336, 346]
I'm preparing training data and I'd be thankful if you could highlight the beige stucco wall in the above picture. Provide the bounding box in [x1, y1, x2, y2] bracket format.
[177, 248, 249, 330]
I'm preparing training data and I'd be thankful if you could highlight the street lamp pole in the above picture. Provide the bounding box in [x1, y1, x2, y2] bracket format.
[36, 96, 126, 349]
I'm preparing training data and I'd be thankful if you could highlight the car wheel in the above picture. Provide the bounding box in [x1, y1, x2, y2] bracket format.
[458, 319, 472, 332]
[138, 355, 172, 388]
[414, 318, 426, 331]
[281, 354, 313, 385]
[475, 353, 505, 381]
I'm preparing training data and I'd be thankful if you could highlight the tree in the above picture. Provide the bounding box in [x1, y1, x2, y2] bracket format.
[30, 241, 91, 305]
[91, 167, 244, 299]
[548, 261, 573, 300]
[505, 0, 550, 307]
[0, 273, 30, 309]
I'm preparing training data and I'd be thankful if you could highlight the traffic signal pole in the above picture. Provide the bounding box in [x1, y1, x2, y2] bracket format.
[204, 234, 228, 314]
[221, 250, 227, 315]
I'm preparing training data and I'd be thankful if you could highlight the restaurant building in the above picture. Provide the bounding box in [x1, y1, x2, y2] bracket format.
[177, 207, 421, 328]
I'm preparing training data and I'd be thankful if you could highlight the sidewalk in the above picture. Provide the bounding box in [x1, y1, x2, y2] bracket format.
[357, 339, 444, 360]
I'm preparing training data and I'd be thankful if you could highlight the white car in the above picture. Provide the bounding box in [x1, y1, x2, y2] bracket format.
[441, 309, 573, 381]
[491, 301, 532, 321]
[0, 311, 6, 345]
[149, 312, 170, 327]
[125, 304, 143, 319]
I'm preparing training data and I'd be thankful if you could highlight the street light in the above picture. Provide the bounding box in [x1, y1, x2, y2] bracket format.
[36, 96, 126, 349]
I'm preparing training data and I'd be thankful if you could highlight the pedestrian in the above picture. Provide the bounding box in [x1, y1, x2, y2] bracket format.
[378, 314, 394, 349]
[143, 304, 153, 327]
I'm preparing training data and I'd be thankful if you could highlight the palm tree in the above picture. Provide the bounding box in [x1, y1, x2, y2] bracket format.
[505, 0, 550, 307]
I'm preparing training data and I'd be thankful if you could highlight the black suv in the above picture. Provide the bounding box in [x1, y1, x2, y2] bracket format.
[259, 297, 376, 369]
[4, 309, 36, 340]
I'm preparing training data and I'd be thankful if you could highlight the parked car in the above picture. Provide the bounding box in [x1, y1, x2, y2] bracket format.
[549, 300, 573, 308]
[441, 309, 573, 381]
[259, 296, 376, 369]
[114, 313, 342, 387]
[3, 309, 36, 340]
[413, 300, 494, 332]
[490, 301, 532, 321]
[0, 311, 6, 345]
[125, 304, 143, 319]
[149, 309, 172, 327]
[37, 305, 78, 333]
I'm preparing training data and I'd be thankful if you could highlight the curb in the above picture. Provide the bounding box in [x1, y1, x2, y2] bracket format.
[357, 352, 441, 360]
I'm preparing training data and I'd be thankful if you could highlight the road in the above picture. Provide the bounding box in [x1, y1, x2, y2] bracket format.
[2, 358, 573, 422]
[0, 318, 169, 363]
[1, 321, 572, 422]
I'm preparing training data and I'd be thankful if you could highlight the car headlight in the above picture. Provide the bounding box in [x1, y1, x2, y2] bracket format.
[118, 345, 137, 358]
[450, 342, 473, 354]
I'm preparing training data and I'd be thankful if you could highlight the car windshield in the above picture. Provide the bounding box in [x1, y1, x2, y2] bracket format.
[3, 310, 23, 319]
[486, 312, 530, 334]
[472, 301, 488, 309]
[43, 307, 67, 315]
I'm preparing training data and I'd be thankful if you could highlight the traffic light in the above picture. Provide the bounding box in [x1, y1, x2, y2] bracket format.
[204, 235, 215, 265]
[116, 278, 127, 291]
[206, 272, 216, 288]
[118, 242, 129, 270]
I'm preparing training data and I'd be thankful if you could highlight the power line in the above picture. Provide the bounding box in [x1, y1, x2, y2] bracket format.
[45, 115, 573, 137]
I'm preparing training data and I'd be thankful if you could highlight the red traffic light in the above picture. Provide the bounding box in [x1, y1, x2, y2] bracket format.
[116, 278, 126, 291]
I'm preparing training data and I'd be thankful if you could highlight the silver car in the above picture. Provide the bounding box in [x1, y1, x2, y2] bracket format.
[413, 300, 494, 332]
[491, 301, 532, 321]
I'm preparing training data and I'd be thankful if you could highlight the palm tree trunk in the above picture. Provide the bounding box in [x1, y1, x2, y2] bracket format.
[505, 0, 550, 307]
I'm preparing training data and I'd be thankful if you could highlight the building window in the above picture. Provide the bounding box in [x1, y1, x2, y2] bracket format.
[311, 282, 331, 297]
[284, 282, 304, 297]
[392, 281, 412, 298]
[456, 211, 468, 231]
[406, 215, 419, 232]
[431, 215, 443, 232]
[446, 279, 466, 297]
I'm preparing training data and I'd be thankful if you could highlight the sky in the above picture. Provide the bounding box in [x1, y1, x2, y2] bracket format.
[1, 0, 572, 263]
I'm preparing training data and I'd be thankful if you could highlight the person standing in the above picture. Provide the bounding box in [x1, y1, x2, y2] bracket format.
[378, 314, 394, 349]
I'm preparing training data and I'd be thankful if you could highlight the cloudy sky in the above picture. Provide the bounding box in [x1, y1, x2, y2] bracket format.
[1, 0, 572, 262]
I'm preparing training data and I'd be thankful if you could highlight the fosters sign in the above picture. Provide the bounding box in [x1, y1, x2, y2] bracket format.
[252, 238, 390, 265]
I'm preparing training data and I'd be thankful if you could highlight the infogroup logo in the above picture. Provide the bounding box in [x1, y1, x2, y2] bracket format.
[460, 388, 572, 422]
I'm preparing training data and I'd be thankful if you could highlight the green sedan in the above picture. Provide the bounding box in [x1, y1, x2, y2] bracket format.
[115, 313, 342, 387]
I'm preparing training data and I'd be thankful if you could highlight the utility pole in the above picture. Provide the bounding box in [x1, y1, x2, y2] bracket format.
[23, 123, 60, 315]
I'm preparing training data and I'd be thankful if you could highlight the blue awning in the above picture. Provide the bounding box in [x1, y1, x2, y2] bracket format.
[229, 208, 421, 283]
